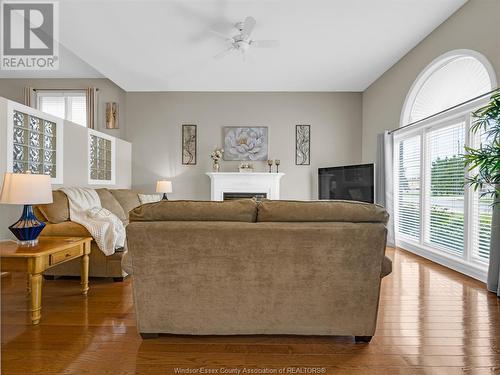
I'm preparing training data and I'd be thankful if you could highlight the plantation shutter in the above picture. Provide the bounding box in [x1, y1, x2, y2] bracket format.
[424, 122, 466, 255]
[396, 136, 421, 241]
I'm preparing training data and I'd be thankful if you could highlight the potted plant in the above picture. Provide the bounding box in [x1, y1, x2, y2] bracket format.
[464, 90, 500, 294]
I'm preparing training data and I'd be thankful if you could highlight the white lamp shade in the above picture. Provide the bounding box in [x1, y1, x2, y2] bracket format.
[156, 180, 173, 194]
[0, 173, 53, 205]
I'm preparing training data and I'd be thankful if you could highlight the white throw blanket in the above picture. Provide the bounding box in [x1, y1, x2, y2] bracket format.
[61, 187, 125, 256]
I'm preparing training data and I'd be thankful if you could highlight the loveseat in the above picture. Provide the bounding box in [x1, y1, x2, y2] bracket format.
[34, 188, 141, 280]
[125, 199, 391, 341]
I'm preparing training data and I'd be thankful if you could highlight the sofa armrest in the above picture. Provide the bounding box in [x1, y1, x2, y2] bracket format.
[381, 256, 392, 278]
[41, 221, 91, 237]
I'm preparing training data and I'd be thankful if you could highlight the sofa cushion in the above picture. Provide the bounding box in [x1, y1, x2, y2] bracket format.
[129, 199, 258, 222]
[109, 189, 141, 214]
[37, 190, 70, 224]
[257, 200, 389, 223]
[96, 188, 128, 223]
[41, 221, 91, 237]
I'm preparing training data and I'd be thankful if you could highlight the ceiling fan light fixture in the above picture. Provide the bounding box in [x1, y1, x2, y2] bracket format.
[212, 16, 278, 60]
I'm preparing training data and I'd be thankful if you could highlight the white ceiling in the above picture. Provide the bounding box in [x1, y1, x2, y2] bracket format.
[0, 43, 103, 79]
[4, 0, 468, 91]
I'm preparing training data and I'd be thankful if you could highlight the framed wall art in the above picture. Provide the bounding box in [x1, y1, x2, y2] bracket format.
[182, 124, 197, 165]
[223, 126, 268, 161]
[295, 124, 310, 165]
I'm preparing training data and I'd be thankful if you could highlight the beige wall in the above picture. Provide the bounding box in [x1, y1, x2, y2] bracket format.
[2, 0, 498, 201]
[126, 92, 362, 200]
[0, 78, 127, 140]
[362, 0, 500, 163]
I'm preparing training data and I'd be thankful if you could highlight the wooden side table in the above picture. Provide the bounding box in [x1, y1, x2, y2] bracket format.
[0, 236, 92, 325]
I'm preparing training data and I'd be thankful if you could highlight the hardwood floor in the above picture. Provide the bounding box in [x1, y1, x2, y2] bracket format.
[2, 247, 500, 375]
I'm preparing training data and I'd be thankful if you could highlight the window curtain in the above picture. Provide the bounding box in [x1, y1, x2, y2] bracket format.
[85, 87, 97, 129]
[376, 131, 395, 246]
[23, 87, 35, 107]
[487, 188, 500, 297]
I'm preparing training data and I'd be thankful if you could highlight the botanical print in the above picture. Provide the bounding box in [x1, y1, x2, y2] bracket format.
[223, 127, 268, 161]
[182, 125, 197, 165]
[296, 125, 310, 165]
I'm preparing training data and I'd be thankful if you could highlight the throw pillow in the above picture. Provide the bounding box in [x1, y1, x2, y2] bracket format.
[138, 193, 163, 205]
[95, 188, 128, 223]
[37, 190, 70, 224]
[109, 189, 142, 213]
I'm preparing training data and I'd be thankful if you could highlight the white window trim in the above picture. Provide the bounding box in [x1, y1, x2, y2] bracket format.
[397, 238, 488, 282]
[394, 99, 491, 282]
[6, 100, 64, 184]
[36, 90, 87, 126]
[87, 128, 116, 185]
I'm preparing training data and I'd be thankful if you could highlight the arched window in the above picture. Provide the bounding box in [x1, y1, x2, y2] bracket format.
[401, 50, 496, 126]
[394, 50, 497, 281]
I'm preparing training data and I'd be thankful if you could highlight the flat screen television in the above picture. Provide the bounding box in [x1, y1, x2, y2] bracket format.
[318, 163, 375, 203]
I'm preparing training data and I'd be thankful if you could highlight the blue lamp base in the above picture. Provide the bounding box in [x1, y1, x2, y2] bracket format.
[8, 205, 45, 247]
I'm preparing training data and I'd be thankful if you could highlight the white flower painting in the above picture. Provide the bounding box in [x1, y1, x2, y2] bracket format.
[223, 127, 268, 161]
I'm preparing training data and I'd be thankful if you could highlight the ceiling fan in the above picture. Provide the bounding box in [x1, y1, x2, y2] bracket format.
[212, 16, 279, 59]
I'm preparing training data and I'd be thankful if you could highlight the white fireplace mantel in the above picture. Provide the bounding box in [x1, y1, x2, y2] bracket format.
[206, 172, 284, 201]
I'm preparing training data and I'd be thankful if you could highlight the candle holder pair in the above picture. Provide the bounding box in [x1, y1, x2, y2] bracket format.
[267, 159, 281, 173]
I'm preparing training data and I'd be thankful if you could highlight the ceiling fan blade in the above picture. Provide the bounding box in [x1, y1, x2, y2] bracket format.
[242, 16, 256, 36]
[210, 30, 234, 42]
[250, 40, 280, 48]
[214, 46, 235, 59]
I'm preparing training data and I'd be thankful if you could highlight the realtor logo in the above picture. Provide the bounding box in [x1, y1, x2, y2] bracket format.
[1, 1, 59, 70]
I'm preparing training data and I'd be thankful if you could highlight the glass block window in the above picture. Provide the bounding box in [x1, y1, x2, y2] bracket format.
[12, 110, 57, 177]
[89, 134, 113, 181]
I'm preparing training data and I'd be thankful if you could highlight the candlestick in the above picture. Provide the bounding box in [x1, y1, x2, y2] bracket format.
[267, 159, 274, 173]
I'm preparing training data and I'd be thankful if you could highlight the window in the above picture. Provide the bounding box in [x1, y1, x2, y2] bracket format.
[395, 50, 497, 280]
[88, 130, 115, 184]
[425, 122, 465, 255]
[7, 101, 63, 184]
[396, 136, 421, 241]
[37, 90, 87, 127]
[470, 122, 495, 261]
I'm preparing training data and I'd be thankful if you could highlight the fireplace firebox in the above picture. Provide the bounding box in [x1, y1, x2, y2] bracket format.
[223, 192, 267, 201]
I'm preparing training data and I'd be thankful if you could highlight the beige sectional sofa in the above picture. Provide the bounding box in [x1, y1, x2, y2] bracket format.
[126, 199, 391, 341]
[34, 188, 141, 280]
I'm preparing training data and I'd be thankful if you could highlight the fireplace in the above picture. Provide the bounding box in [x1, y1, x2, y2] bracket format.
[206, 172, 284, 201]
[223, 192, 267, 201]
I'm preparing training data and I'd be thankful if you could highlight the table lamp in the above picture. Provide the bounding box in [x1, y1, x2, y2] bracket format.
[156, 180, 172, 200]
[0, 173, 53, 246]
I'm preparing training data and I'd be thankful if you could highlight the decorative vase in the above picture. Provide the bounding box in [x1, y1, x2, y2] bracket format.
[213, 161, 220, 172]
